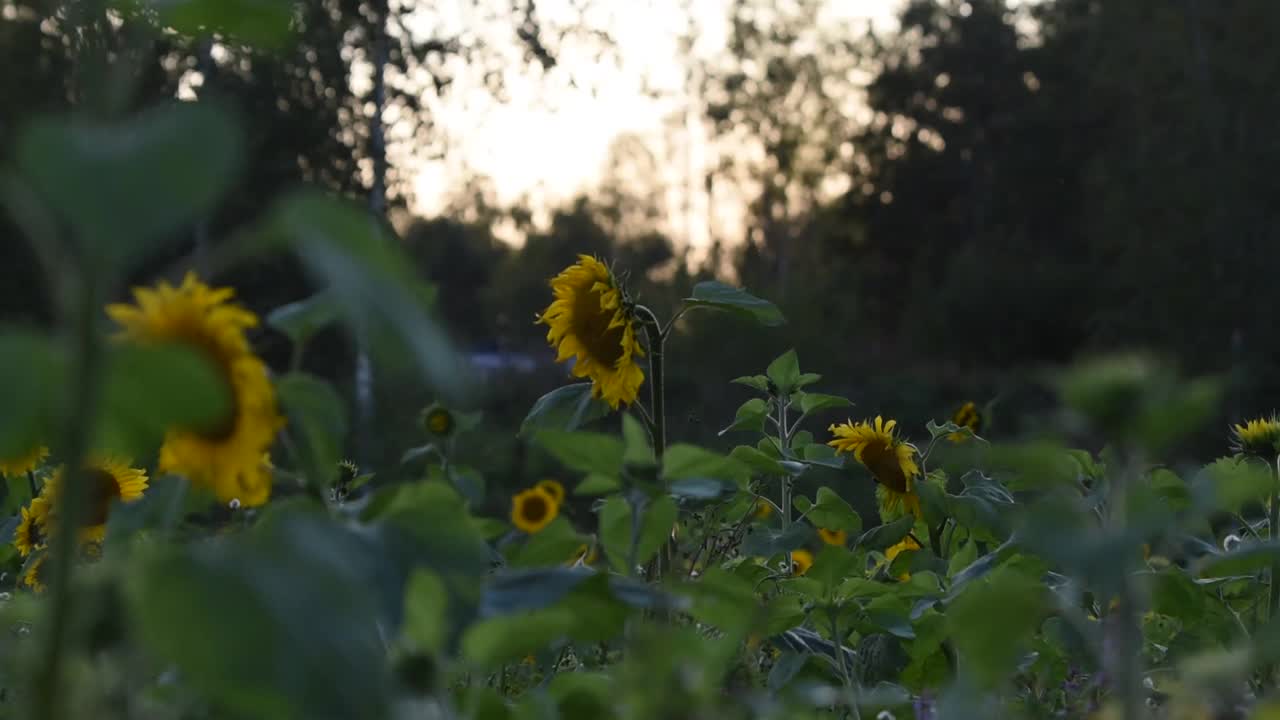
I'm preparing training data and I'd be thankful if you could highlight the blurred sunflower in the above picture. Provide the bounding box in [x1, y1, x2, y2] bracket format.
[511, 487, 559, 533]
[0, 444, 48, 477]
[1231, 415, 1280, 457]
[23, 553, 48, 594]
[817, 528, 847, 546]
[753, 497, 773, 520]
[535, 479, 565, 505]
[44, 457, 148, 542]
[790, 549, 814, 576]
[421, 405, 455, 438]
[568, 542, 598, 567]
[948, 401, 982, 443]
[884, 535, 922, 581]
[538, 255, 645, 409]
[13, 496, 50, 557]
[107, 273, 283, 506]
[829, 416, 922, 519]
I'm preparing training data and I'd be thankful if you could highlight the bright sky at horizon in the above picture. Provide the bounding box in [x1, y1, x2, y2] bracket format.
[409, 0, 901, 250]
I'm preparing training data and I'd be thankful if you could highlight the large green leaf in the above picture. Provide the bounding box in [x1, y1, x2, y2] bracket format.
[266, 291, 338, 352]
[0, 330, 64, 460]
[803, 486, 862, 533]
[520, 384, 611, 437]
[662, 444, 749, 484]
[276, 373, 347, 490]
[682, 281, 785, 326]
[599, 495, 678, 573]
[126, 511, 391, 719]
[765, 350, 801, 395]
[719, 398, 769, 436]
[946, 564, 1047, 687]
[264, 192, 474, 404]
[535, 430, 624, 476]
[16, 102, 241, 271]
[133, 0, 296, 48]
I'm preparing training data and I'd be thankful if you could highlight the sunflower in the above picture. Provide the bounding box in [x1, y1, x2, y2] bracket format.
[0, 445, 48, 477]
[422, 405, 455, 438]
[43, 457, 149, 542]
[790, 549, 814, 576]
[511, 487, 559, 533]
[13, 497, 51, 557]
[538, 255, 645, 410]
[829, 416, 922, 520]
[948, 401, 982, 443]
[753, 497, 774, 520]
[23, 553, 48, 594]
[535, 479, 565, 505]
[107, 273, 283, 506]
[884, 535, 922, 582]
[817, 528, 847, 547]
[1231, 415, 1280, 457]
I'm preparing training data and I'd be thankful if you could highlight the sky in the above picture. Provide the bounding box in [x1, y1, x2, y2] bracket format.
[409, 0, 901, 250]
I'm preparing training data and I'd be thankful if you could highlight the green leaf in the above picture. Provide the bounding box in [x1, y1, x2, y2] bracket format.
[856, 516, 915, 551]
[276, 373, 348, 490]
[535, 430, 624, 477]
[462, 608, 575, 667]
[668, 477, 737, 502]
[731, 375, 771, 393]
[505, 516, 584, 568]
[765, 350, 801, 395]
[520, 384, 610, 438]
[266, 291, 338, 350]
[16, 102, 241, 270]
[125, 511, 392, 719]
[720, 398, 769, 435]
[946, 564, 1047, 687]
[683, 281, 785, 326]
[798, 392, 851, 415]
[131, 0, 295, 48]
[741, 522, 811, 558]
[1195, 543, 1280, 578]
[105, 474, 189, 547]
[0, 330, 63, 460]
[730, 445, 787, 476]
[573, 473, 620, 496]
[403, 569, 449, 654]
[599, 495, 678, 573]
[97, 342, 234, 458]
[803, 487, 862, 533]
[1197, 456, 1274, 513]
[479, 567, 595, 617]
[807, 545, 859, 594]
[265, 192, 474, 405]
[622, 413, 654, 466]
[800, 443, 844, 469]
[662, 444, 748, 483]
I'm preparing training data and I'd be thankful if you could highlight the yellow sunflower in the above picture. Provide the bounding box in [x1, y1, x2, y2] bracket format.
[753, 497, 774, 520]
[790, 549, 814, 576]
[1231, 415, 1280, 457]
[535, 479, 565, 505]
[0, 445, 48, 477]
[13, 496, 51, 557]
[422, 405, 455, 438]
[23, 553, 48, 594]
[43, 457, 149, 542]
[829, 416, 922, 520]
[106, 273, 283, 506]
[511, 487, 559, 533]
[884, 535, 922, 582]
[817, 528, 847, 546]
[948, 401, 982, 443]
[538, 255, 645, 409]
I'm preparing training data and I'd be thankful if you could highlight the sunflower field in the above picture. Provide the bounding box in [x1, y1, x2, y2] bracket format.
[4, 5, 1280, 720]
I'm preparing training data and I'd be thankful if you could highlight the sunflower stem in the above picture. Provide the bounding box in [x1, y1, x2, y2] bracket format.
[27, 470, 38, 500]
[34, 274, 104, 720]
[635, 306, 666, 460]
[1269, 454, 1280, 685]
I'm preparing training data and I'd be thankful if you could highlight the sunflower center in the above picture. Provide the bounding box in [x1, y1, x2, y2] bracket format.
[569, 284, 626, 367]
[84, 468, 122, 526]
[521, 494, 549, 524]
[860, 439, 909, 493]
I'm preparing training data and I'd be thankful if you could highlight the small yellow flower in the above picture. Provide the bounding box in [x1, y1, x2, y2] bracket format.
[43, 457, 149, 542]
[107, 273, 283, 507]
[538, 255, 645, 409]
[884, 535, 922, 581]
[753, 497, 773, 520]
[422, 405, 455, 437]
[1231, 415, 1280, 457]
[23, 554, 48, 594]
[817, 528, 847, 546]
[535, 479, 565, 505]
[0, 445, 48, 477]
[948, 401, 982, 443]
[511, 487, 559, 533]
[829, 416, 922, 520]
[790, 549, 814, 576]
[13, 497, 51, 557]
